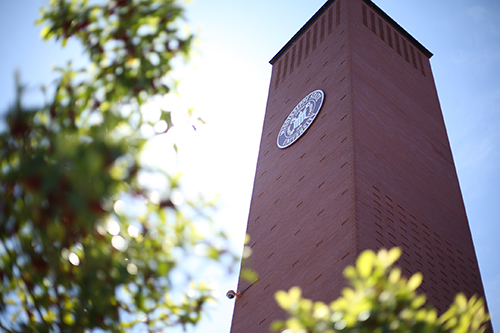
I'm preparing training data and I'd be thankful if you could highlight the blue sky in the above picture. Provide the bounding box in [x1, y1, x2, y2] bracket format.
[1, 0, 499, 332]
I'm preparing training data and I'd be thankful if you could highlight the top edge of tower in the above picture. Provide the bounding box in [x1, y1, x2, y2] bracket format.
[269, 0, 433, 65]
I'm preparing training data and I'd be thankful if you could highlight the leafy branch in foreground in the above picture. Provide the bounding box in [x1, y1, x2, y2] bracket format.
[0, 0, 234, 332]
[272, 248, 489, 333]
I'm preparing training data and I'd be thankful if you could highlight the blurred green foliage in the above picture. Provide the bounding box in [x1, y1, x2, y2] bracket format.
[0, 0, 234, 331]
[272, 248, 490, 333]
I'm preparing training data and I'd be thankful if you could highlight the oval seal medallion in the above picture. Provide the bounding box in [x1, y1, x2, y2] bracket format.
[277, 89, 324, 149]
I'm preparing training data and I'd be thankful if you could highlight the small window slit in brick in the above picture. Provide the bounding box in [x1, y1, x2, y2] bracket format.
[323, 61, 329, 67]
[242, 302, 248, 308]
[279, 153, 285, 159]
[374, 215, 382, 221]
[374, 207, 382, 214]
[276, 175, 282, 181]
[263, 283, 271, 290]
[259, 318, 267, 325]
[372, 185, 380, 191]
[267, 131, 273, 137]
[340, 76, 346, 82]
[316, 240, 323, 247]
[255, 215, 261, 221]
[340, 59, 345, 65]
[341, 252, 350, 260]
[374, 200, 381, 206]
[300, 153, 307, 159]
[375, 230, 383, 237]
[295, 229, 301, 236]
[362, 4, 368, 26]
[319, 156, 326, 163]
[285, 98, 290, 104]
[340, 94, 347, 100]
[376, 239, 383, 245]
[298, 175, 305, 182]
[374, 222, 383, 229]
[320, 134, 327, 140]
[342, 218, 349, 226]
[251, 241, 257, 248]
[341, 137, 348, 143]
[267, 253, 274, 259]
[342, 189, 348, 195]
[292, 260, 299, 267]
[341, 114, 347, 121]
[341, 161, 348, 168]
[271, 224, 277, 231]
[274, 198, 280, 204]
[261, 170, 267, 176]
[322, 77, 328, 83]
[264, 150, 269, 156]
[318, 182, 325, 188]
[317, 209, 325, 216]
[314, 274, 323, 281]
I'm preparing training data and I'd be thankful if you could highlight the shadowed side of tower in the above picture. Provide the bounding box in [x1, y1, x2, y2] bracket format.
[230, 1, 490, 332]
[351, 1, 487, 313]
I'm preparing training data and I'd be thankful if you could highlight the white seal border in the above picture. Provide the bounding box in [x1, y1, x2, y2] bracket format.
[276, 89, 325, 149]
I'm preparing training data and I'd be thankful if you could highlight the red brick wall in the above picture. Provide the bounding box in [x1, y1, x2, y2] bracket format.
[353, 0, 486, 314]
[230, 0, 488, 332]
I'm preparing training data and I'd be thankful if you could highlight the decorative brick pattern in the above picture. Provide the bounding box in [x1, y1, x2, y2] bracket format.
[272, 0, 342, 90]
[361, 3, 426, 76]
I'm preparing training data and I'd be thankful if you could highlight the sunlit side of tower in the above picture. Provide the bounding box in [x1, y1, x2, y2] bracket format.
[230, 0, 490, 332]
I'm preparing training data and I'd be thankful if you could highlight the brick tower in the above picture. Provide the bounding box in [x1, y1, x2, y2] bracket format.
[230, 0, 489, 332]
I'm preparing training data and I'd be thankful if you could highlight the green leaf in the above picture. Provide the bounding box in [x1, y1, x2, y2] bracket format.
[356, 250, 376, 279]
[407, 272, 423, 291]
